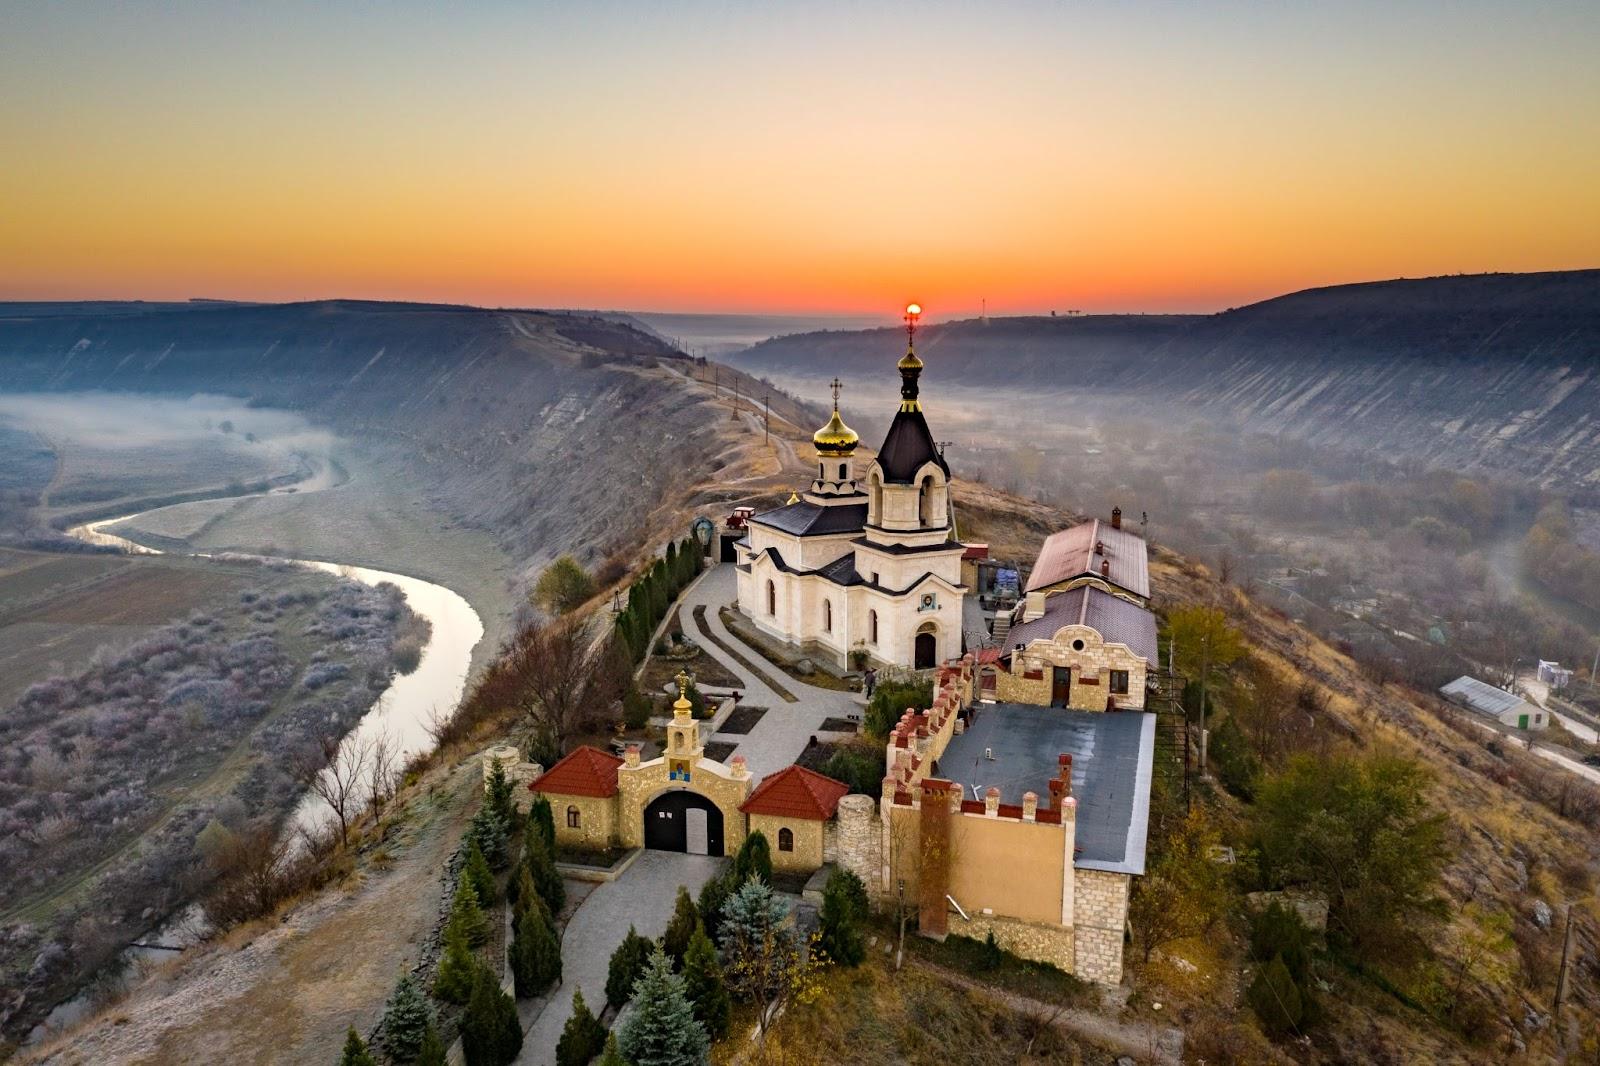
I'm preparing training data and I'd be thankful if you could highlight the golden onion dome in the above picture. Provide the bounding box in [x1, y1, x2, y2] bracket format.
[813, 406, 860, 456]
[897, 348, 924, 371]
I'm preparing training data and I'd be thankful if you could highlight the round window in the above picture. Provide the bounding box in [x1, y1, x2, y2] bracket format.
[1071, 639, 1086, 651]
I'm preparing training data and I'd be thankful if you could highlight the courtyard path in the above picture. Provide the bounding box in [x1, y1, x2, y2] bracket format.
[516, 852, 724, 1065]
[679, 565, 863, 781]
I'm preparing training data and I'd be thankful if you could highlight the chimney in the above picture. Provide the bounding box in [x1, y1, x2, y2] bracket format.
[1100, 558, 1110, 577]
[1022, 790, 1038, 822]
[1111, 506, 1122, 530]
[625, 744, 641, 769]
[984, 786, 1000, 818]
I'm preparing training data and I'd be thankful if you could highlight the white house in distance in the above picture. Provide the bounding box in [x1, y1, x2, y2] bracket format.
[734, 305, 966, 671]
[1441, 675, 1548, 730]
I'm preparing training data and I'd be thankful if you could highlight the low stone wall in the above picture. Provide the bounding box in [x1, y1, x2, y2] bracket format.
[944, 911, 1076, 973]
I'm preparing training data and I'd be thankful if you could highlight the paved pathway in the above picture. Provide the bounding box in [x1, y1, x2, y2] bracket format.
[680, 565, 863, 781]
[517, 851, 724, 1064]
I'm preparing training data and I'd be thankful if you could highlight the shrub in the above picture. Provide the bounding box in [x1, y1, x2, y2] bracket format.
[821, 746, 882, 795]
[446, 878, 491, 948]
[463, 840, 497, 908]
[607, 925, 655, 1008]
[461, 961, 523, 1066]
[863, 680, 932, 739]
[555, 989, 607, 1066]
[414, 1024, 447, 1066]
[818, 868, 867, 967]
[535, 556, 596, 616]
[380, 973, 435, 1061]
[1211, 715, 1261, 800]
[624, 684, 653, 729]
[697, 872, 733, 943]
[598, 1031, 628, 1066]
[1250, 901, 1311, 982]
[730, 831, 772, 888]
[1247, 954, 1303, 1039]
[618, 948, 710, 1066]
[433, 925, 476, 1004]
[977, 930, 1004, 972]
[510, 900, 562, 998]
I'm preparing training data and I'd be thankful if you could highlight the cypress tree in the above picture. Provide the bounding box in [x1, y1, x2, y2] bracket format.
[446, 876, 491, 948]
[555, 989, 607, 1066]
[463, 839, 497, 909]
[433, 924, 477, 1005]
[1248, 954, 1304, 1039]
[681, 922, 730, 1040]
[380, 973, 435, 1061]
[485, 758, 516, 827]
[597, 1031, 628, 1066]
[696, 873, 733, 943]
[511, 898, 562, 998]
[524, 817, 566, 915]
[817, 868, 867, 967]
[618, 948, 710, 1066]
[661, 886, 699, 968]
[414, 1024, 447, 1066]
[528, 794, 556, 853]
[606, 925, 654, 1008]
[461, 961, 523, 1066]
[339, 1027, 377, 1066]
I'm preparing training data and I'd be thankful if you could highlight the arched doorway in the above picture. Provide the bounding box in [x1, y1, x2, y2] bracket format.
[914, 626, 937, 669]
[644, 790, 725, 856]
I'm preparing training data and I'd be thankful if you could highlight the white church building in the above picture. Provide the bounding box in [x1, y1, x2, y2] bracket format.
[734, 306, 966, 671]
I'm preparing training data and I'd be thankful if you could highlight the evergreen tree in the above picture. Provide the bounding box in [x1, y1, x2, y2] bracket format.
[485, 759, 517, 828]
[665, 540, 679, 587]
[380, 973, 435, 1061]
[339, 1027, 377, 1066]
[661, 886, 700, 968]
[461, 961, 524, 1066]
[414, 1024, 447, 1066]
[523, 817, 566, 915]
[1247, 954, 1304, 1039]
[555, 989, 607, 1066]
[618, 948, 710, 1066]
[433, 924, 477, 1005]
[730, 831, 772, 887]
[681, 922, 730, 1040]
[467, 801, 511, 869]
[510, 898, 562, 998]
[447, 876, 492, 948]
[696, 873, 733, 943]
[606, 925, 655, 1008]
[463, 839, 498, 909]
[817, 868, 867, 967]
[598, 1031, 629, 1066]
[529, 794, 557, 853]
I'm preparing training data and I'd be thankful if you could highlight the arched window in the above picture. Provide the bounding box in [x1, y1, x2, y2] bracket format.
[919, 474, 936, 526]
[838, 462, 847, 480]
[778, 827, 794, 852]
[566, 805, 580, 829]
[869, 472, 883, 524]
[869, 609, 878, 643]
[824, 599, 832, 632]
[766, 579, 776, 616]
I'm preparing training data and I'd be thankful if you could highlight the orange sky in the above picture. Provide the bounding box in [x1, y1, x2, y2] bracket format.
[1, 2, 1596, 314]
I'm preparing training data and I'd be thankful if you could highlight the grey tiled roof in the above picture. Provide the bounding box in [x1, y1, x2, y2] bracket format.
[749, 501, 868, 537]
[875, 408, 949, 484]
[1006, 586, 1158, 663]
[938, 704, 1156, 874]
[817, 554, 862, 586]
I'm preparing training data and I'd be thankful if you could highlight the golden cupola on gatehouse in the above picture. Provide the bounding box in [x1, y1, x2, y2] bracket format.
[812, 377, 859, 458]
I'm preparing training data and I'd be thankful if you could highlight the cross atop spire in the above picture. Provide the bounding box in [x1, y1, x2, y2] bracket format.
[897, 303, 925, 412]
[830, 376, 843, 408]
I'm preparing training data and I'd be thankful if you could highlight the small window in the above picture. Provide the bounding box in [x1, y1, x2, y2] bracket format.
[838, 462, 847, 479]
[1109, 670, 1130, 695]
[766, 579, 776, 616]
[566, 806, 581, 829]
[778, 827, 794, 852]
[824, 599, 832, 632]
[869, 610, 878, 644]
[1071, 638, 1086, 652]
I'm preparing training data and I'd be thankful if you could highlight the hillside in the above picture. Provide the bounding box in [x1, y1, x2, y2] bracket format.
[734, 270, 1600, 487]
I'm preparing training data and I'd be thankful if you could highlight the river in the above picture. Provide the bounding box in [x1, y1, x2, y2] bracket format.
[34, 490, 484, 1041]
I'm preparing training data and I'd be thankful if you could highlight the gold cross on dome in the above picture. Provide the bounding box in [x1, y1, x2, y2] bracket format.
[830, 377, 842, 407]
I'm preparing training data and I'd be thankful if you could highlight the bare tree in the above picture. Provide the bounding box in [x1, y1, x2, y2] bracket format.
[201, 823, 295, 928]
[516, 617, 624, 750]
[298, 729, 373, 847]
[367, 729, 397, 821]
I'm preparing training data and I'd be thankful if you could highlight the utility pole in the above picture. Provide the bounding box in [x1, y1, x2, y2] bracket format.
[1553, 903, 1574, 1024]
[764, 393, 770, 443]
[896, 879, 907, 972]
[1198, 632, 1212, 778]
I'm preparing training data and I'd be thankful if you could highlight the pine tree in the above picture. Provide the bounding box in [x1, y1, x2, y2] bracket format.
[696, 873, 733, 943]
[1248, 954, 1304, 1039]
[463, 839, 498, 909]
[446, 877, 491, 948]
[461, 961, 523, 1066]
[606, 925, 654, 1008]
[681, 922, 730, 1040]
[597, 1030, 629, 1066]
[433, 924, 477, 1005]
[380, 973, 435, 1061]
[730, 831, 772, 888]
[555, 989, 607, 1066]
[661, 886, 699, 968]
[467, 801, 511, 869]
[817, 868, 867, 967]
[619, 948, 710, 1066]
[339, 1027, 377, 1066]
[485, 758, 517, 828]
[524, 817, 566, 915]
[508, 864, 537, 916]
[414, 1024, 447, 1066]
[529, 794, 557, 853]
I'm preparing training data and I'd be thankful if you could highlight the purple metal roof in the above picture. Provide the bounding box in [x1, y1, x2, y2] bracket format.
[1007, 585, 1158, 663]
[1024, 519, 1149, 600]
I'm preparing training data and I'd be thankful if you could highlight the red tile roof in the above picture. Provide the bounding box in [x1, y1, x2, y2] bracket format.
[740, 765, 851, 821]
[529, 745, 623, 798]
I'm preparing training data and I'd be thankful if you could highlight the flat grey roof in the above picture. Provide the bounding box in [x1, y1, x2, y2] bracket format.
[937, 703, 1155, 875]
[1441, 675, 1530, 717]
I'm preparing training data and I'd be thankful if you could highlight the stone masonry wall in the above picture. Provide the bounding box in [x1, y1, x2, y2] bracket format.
[994, 624, 1148, 712]
[944, 912, 1076, 973]
[1073, 868, 1130, 985]
[748, 813, 826, 871]
[548, 794, 617, 850]
[833, 793, 883, 894]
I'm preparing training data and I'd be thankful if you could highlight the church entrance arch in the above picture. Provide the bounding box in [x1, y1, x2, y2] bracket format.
[914, 625, 938, 670]
[643, 789, 725, 856]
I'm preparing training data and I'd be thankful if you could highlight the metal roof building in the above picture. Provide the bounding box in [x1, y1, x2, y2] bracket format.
[1440, 675, 1548, 730]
